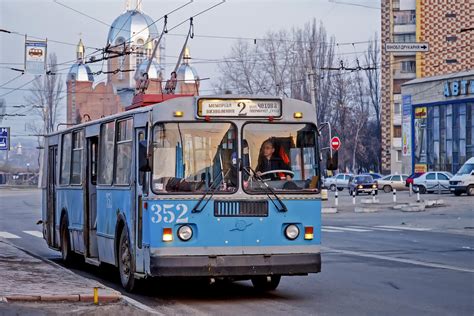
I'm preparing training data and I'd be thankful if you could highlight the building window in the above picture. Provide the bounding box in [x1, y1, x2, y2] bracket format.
[135, 38, 145, 69]
[446, 59, 458, 64]
[98, 121, 115, 185]
[115, 118, 133, 185]
[393, 33, 416, 43]
[394, 10, 416, 25]
[401, 61, 416, 73]
[71, 130, 84, 185]
[60, 133, 72, 185]
[394, 102, 401, 115]
[446, 36, 457, 42]
[394, 126, 402, 138]
[396, 150, 402, 162]
[445, 12, 456, 18]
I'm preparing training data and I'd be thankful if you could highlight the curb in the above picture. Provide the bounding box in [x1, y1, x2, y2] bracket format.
[2, 294, 121, 303]
[354, 206, 380, 213]
[322, 207, 338, 214]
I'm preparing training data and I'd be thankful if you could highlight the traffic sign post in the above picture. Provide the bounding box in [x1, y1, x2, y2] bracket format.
[385, 42, 429, 53]
[331, 136, 341, 151]
[0, 127, 10, 151]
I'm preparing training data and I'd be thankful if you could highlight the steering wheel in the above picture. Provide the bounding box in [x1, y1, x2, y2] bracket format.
[258, 170, 295, 178]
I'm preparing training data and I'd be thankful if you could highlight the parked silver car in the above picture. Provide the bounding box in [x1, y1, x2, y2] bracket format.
[377, 174, 409, 193]
[413, 171, 453, 194]
[324, 173, 353, 191]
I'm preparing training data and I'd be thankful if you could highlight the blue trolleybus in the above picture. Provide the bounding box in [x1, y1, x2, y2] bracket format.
[41, 96, 326, 292]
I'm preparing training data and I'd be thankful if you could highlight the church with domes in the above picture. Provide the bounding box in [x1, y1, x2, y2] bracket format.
[66, 0, 200, 125]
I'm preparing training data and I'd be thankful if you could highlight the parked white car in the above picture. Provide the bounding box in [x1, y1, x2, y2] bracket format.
[450, 157, 474, 196]
[324, 173, 353, 191]
[413, 171, 453, 194]
[377, 174, 409, 192]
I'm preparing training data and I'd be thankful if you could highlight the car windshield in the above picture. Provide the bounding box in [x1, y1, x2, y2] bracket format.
[456, 164, 474, 175]
[354, 175, 373, 183]
[152, 123, 238, 194]
[242, 123, 319, 193]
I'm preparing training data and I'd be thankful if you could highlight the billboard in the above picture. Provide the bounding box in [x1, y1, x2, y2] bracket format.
[0, 127, 10, 151]
[25, 39, 47, 75]
[401, 95, 412, 156]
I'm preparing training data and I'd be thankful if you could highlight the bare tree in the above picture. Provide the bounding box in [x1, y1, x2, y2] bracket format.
[25, 53, 63, 167]
[364, 34, 381, 170]
[25, 54, 63, 134]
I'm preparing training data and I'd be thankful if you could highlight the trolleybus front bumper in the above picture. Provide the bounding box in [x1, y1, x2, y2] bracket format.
[149, 253, 321, 277]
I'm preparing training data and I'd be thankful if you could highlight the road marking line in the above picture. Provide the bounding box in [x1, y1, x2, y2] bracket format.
[322, 246, 474, 273]
[23, 230, 43, 238]
[323, 226, 371, 232]
[376, 225, 431, 231]
[322, 228, 343, 233]
[347, 226, 398, 232]
[0, 232, 20, 239]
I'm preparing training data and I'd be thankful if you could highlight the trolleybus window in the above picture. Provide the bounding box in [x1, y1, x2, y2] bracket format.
[152, 122, 238, 193]
[71, 130, 83, 184]
[98, 121, 115, 185]
[60, 133, 72, 185]
[115, 118, 133, 185]
[242, 123, 319, 193]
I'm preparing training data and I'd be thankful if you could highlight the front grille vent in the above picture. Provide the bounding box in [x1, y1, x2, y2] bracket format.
[214, 200, 268, 217]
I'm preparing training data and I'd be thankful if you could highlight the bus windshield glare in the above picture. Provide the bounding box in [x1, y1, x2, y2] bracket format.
[242, 123, 319, 193]
[152, 122, 238, 194]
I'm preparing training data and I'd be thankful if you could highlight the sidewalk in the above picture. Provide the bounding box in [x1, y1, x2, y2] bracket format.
[0, 240, 147, 315]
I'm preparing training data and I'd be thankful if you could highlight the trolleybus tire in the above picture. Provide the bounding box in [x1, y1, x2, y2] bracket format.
[383, 185, 392, 193]
[118, 228, 136, 292]
[60, 216, 75, 265]
[251, 275, 281, 292]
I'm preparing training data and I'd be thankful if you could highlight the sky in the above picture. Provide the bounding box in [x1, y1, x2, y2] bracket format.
[0, 0, 381, 141]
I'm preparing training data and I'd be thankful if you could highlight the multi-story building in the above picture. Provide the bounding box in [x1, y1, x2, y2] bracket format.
[381, 0, 473, 174]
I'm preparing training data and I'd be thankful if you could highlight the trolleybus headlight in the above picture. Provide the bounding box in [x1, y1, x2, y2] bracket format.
[178, 225, 193, 241]
[285, 224, 299, 240]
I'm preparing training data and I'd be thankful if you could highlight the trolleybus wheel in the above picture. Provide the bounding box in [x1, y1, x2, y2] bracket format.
[60, 216, 74, 264]
[251, 275, 281, 292]
[118, 228, 136, 292]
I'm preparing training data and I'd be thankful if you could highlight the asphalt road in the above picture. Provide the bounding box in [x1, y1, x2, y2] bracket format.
[1, 188, 473, 315]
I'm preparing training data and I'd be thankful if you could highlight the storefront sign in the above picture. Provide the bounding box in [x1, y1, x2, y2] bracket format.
[443, 80, 474, 97]
[197, 99, 282, 118]
[414, 107, 427, 119]
[401, 95, 411, 156]
[414, 164, 427, 173]
[0, 127, 10, 151]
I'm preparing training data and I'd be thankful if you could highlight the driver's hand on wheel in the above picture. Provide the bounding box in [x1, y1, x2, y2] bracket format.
[286, 175, 292, 180]
[256, 171, 262, 176]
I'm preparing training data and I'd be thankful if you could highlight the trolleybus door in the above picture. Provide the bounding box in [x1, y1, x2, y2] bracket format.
[85, 136, 99, 258]
[46, 145, 58, 248]
[134, 127, 148, 273]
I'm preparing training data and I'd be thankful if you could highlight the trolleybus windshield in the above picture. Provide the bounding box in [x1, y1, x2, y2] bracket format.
[242, 123, 319, 193]
[152, 122, 238, 194]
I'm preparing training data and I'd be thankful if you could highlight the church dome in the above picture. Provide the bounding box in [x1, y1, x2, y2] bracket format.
[67, 63, 94, 82]
[134, 59, 163, 81]
[107, 10, 159, 46]
[175, 47, 199, 91]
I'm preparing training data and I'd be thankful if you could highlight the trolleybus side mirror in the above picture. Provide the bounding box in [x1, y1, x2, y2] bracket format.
[326, 151, 338, 171]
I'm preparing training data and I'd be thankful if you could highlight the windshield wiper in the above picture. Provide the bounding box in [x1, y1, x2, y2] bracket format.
[192, 169, 230, 213]
[244, 167, 287, 212]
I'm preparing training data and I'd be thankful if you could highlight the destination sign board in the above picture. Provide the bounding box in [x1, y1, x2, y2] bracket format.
[197, 99, 282, 118]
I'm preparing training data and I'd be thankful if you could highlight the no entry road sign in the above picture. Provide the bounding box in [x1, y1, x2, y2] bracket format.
[331, 136, 341, 151]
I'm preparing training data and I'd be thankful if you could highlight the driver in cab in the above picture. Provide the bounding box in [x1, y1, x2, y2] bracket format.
[256, 139, 292, 180]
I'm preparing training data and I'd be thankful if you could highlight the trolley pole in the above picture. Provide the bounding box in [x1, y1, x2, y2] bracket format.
[307, 68, 317, 123]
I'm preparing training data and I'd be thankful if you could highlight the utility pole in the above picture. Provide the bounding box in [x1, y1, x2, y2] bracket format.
[307, 68, 317, 123]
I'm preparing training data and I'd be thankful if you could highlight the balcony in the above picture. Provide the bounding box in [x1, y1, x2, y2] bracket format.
[394, 24, 416, 34]
[393, 69, 416, 80]
[392, 137, 402, 149]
